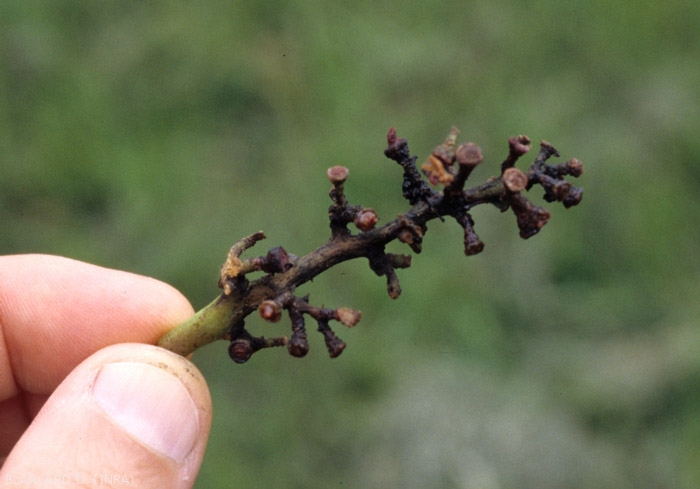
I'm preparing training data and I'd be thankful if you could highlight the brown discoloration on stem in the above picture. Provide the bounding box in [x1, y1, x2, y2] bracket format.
[158, 127, 584, 362]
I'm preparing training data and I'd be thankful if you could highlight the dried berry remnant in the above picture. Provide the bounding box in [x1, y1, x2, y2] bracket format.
[327, 165, 349, 185]
[317, 320, 346, 358]
[538, 140, 560, 159]
[503, 167, 529, 192]
[366, 246, 409, 299]
[449, 142, 484, 194]
[327, 165, 370, 237]
[527, 141, 584, 208]
[228, 329, 287, 364]
[501, 135, 532, 171]
[563, 158, 584, 178]
[261, 247, 293, 274]
[455, 142, 484, 167]
[156, 126, 584, 363]
[385, 128, 434, 205]
[287, 306, 309, 358]
[454, 210, 485, 256]
[259, 300, 282, 322]
[509, 193, 552, 239]
[228, 339, 254, 364]
[354, 208, 379, 231]
[384, 127, 407, 159]
[561, 186, 584, 208]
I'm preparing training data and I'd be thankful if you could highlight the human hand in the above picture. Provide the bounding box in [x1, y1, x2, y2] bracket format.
[0, 254, 212, 488]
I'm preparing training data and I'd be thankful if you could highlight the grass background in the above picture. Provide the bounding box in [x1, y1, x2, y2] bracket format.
[2, 1, 700, 488]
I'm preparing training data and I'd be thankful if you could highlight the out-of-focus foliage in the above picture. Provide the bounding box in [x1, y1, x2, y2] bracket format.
[2, 1, 700, 487]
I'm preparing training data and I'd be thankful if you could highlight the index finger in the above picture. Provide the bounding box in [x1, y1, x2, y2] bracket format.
[0, 254, 194, 398]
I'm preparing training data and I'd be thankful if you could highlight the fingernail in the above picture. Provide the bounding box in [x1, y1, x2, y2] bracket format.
[91, 362, 199, 462]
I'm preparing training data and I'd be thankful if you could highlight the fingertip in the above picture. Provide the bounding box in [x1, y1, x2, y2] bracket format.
[0, 254, 195, 393]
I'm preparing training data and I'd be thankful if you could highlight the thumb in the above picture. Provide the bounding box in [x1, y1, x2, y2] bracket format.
[0, 344, 211, 489]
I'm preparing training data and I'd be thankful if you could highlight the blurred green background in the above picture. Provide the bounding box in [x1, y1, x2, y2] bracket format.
[2, 1, 700, 487]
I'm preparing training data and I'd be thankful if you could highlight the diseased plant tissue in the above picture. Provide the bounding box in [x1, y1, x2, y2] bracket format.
[157, 127, 584, 363]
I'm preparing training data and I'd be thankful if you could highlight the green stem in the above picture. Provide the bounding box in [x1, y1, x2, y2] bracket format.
[157, 293, 242, 356]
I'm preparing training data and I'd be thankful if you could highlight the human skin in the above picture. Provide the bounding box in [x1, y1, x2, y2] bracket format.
[0, 254, 212, 488]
